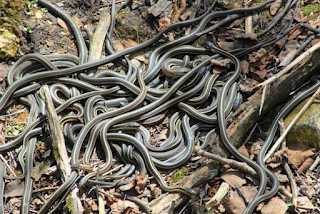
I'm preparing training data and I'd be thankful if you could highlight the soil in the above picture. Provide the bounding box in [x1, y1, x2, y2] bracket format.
[1, 0, 320, 213]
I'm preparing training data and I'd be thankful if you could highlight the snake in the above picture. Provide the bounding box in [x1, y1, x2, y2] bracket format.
[2, 0, 309, 213]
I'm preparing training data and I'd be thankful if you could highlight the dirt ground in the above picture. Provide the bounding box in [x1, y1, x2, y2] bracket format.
[1, 0, 320, 213]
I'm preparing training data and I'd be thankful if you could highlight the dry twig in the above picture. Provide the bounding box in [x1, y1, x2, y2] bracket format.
[264, 86, 320, 162]
[41, 85, 84, 214]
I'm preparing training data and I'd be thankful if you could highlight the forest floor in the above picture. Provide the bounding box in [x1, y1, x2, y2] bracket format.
[1, 0, 320, 213]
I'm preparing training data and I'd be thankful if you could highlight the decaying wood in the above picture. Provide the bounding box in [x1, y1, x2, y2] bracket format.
[149, 163, 219, 214]
[41, 85, 84, 214]
[149, 46, 320, 211]
[229, 47, 320, 147]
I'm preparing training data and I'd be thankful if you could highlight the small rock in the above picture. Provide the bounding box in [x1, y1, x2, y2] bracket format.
[284, 99, 320, 149]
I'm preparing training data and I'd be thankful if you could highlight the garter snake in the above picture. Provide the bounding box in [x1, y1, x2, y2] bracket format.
[1, 0, 289, 213]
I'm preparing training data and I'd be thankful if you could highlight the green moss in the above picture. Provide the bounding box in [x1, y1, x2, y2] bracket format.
[0, 0, 24, 21]
[302, 3, 320, 18]
[65, 199, 74, 212]
[172, 167, 188, 182]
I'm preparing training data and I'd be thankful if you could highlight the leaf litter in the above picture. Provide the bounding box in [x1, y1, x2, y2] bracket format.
[2, 0, 320, 213]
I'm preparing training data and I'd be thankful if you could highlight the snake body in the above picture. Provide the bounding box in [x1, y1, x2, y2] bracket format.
[0, 0, 311, 213]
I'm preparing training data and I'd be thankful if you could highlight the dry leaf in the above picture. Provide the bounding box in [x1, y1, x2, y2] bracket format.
[250, 67, 267, 80]
[240, 185, 258, 204]
[130, 58, 141, 68]
[0, 62, 9, 81]
[210, 58, 231, 68]
[261, 197, 288, 214]
[4, 180, 24, 197]
[238, 145, 249, 157]
[122, 39, 138, 48]
[248, 48, 267, 63]
[135, 173, 148, 193]
[34, 9, 43, 19]
[269, 162, 281, 168]
[270, 0, 282, 15]
[223, 190, 246, 214]
[293, 8, 306, 22]
[286, 141, 315, 169]
[217, 41, 242, 51]
[220, 170, 246, 188]
[275, 38, 286, 49]
[72, 15, 83, 28]
[158, 17, 171, 32]
[119, 180, 135, 191]
[250, 141, 262, 155]
[297, 196, 314, 211]
[110, 199, 140, 213]
[274, 173, 288, 183]
[114, 41, 124, 51]
[311, 39, 320, 46]
[240, 60, 249, 74]
[156, 129, 167, 141]
[57, 18, 68, 31]
[309, 19, 320, 29]
[278, 40, 300, 66]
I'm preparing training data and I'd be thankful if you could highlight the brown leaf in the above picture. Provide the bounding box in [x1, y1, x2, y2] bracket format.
[110, 199, 140, 213]
[4, 180, 24, 197]
[223, 190, 246, 214]
[135, 173, 148, 193]
[220, 170, 247, 188]
[158, 17, 171, 32]
[297, 196, 314, 211]
[278, 40, 300, 66]
[0, 62, 9, 81]
[268, 162, 281, 168]
[113, 41, 124, 51]
[217, 41, 242, 51]
[240, 60, 249, 74]
[250, 141, 262, 155]
[210, 58, 231, 68]
[156, 129, 167, 141]
[274, 173, 288, 183]
[250, 67, 267, 80]
[275, 38, 286, 49]
[309, 19, 320, 29]
[119, 180, 135, 191]
[72, 16, 83, 28]
[293, 8, 306, 22]
[286, 141, 315, 169]
[122, 39, 138, 48]
[238, 145, 249, 157]
[57, 18, 68, 31]
[261, 197, 288, 214]
[248, 48, 267, 63]
[270, 0, 282, 15]
[240, 185, 258, 204]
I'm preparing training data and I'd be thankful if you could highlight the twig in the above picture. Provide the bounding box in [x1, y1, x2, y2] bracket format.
[309, 155, 320, 171]
[0, 154, 16, 176]
[40, 85, 83, 214]
[0, 108, 27, 118]
[197, 150, 257, 176]
[205, 182, 229, 211]
[98, 192, 105, 214]
[259, 85, 267, 115]
[87, 10, 111, 62]
[253, 41, 320, 90]
[264, 85, 320, 162]
[279, 119, 298, 208]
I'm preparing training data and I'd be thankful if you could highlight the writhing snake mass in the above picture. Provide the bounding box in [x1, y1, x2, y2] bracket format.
[0, 0, 313, 213]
